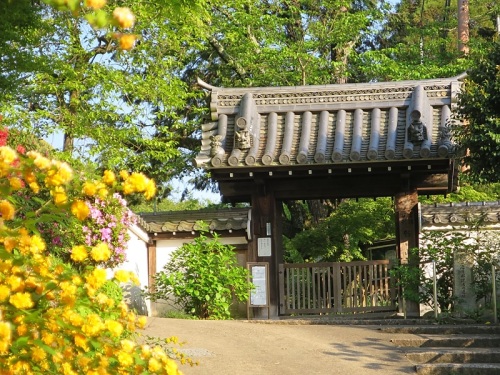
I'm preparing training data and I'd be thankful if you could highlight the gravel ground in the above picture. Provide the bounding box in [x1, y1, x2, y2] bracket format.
[141, 317, 417, 375]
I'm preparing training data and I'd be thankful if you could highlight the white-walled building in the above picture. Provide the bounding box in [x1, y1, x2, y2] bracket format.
[119, 208, 251, 317]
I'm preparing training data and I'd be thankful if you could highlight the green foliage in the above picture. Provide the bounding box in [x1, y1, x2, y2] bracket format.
[390, 262, 422, 304]
[131, 197, 207, 213]
[455, 40, 500, 183]
[147, 231, 253, 319]
[392, 221, 500, 314]
[355, 0, 496, 82]
[100, 279, 124, 306]
[418, 231, 470, 312]
[285, 198, 394, 262]
[419, 184, 500, 205]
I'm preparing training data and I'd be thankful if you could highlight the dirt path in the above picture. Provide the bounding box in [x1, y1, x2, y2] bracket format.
[142, 318, 416, 375]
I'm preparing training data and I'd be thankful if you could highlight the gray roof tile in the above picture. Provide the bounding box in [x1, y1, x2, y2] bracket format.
[195, 76, 463, 169]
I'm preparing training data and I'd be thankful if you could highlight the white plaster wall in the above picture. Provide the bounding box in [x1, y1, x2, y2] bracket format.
[152, 236, 248, 317]
[155, 236, 248, 272]
[109, 225, 150, 316]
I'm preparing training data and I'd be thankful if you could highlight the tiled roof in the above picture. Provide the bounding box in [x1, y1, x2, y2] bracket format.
[195, 76, 463, 170]
[139, 208, 250, 234]
[421, 201, 500, 226]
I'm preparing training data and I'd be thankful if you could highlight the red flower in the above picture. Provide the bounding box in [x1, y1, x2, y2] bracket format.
[16, 145, 26, 154]
[0, 128, 8, 147]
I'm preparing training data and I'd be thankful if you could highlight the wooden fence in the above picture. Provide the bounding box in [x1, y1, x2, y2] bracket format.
[278, 260, 397, 315]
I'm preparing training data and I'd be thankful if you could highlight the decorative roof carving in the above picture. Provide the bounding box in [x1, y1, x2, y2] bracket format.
[195, 76, 463, 170]
[421, 201, 500, 227]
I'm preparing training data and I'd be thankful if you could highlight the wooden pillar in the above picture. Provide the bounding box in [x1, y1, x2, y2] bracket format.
[147, 241, 157, 317]
[395, 188, 420, 317]
[249, 191, 283, 319]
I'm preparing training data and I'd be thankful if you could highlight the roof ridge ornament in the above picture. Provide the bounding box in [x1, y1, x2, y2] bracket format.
[404, 85, 432, 159]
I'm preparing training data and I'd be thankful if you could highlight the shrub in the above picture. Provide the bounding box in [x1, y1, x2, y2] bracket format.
[148, 231, 253, 319]
[0, 129, 192, 374]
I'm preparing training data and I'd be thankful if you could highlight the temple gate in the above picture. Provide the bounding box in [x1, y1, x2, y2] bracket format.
[195, 75, 463, 318]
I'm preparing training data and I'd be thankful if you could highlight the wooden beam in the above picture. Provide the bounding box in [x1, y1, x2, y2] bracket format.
[218, 171, 451, 201]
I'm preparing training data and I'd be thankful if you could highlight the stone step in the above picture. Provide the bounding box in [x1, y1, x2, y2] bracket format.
[405, 348, 500, 364]
[415, 363, 500, 375]
[381, 325, 500, 335]
[391, 335, 500, 348]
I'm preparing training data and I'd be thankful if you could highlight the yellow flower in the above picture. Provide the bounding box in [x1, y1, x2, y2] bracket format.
[164, 358, 180, 374]
[95, 292, 111, 306]
[0, 146, 17, 165]
[17, 323, 28, 336]
[31, 346, 47, 361]
[29, 181, 40, 193]
[85, 268, 107, 290]
[9, 292, 34, 309]
[85, 0, 106, 9]
[98, 186, 108, 198]
[113, 7, 135, 28]
[119, 170, 129, 180]
[148, 358, 162, 372]
[106, 320, 123, 337]
[114, 270, 131, 283]
[71, 200, 90, 221]
[144, 178, 156, 200]
[0, 200, 15, 220]
[102, 170, 116, 185]
[44, 160, 73, 186]
[0, 285, 10, 301]
[136, 316, 147, 329]
[41, 331, 55, 346]
[0, 321, 11, 353]
[51, 186, 68, 206]
[9, 176, 23, 190]
[83, 181, 97, 196]
[82, 314, 105, 337]
[60, 281, 77, 305]
[27, 150, 50, 170]
[120, 339, 135, 353]
[117, 350, 134, 367]
[71, 245, 88, 262]
[23, 169, 36, 183]
[29, 234, 46, 254]
[6, 275, 23, 292]
[129, 172, 147, 191]
[118, 34, 136, 50]
[77, 355, 92, 369]
[3, 236, 17, 252]
[90, 242, 111, 262]
[74, 333, 90, 352]
[10, 361, 31, 374]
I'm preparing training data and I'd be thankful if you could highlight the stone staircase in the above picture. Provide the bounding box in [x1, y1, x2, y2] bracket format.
[383, 325, 500, 375]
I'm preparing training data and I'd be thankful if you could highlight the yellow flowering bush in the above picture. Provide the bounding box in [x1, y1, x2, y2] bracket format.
[0, 141, 190, 374]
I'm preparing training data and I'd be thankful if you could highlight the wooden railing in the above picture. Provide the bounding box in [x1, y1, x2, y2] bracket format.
[278, 260, 396, 315]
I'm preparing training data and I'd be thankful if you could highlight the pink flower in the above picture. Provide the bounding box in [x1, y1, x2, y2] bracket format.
[100, 227, 112, 241]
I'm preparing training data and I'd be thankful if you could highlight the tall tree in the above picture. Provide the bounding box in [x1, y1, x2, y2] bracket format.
[355, 0, 497, 81]
[455, 40, 500, 183]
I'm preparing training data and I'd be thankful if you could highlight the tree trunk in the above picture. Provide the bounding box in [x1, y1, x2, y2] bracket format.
[458, 0, 469, 55]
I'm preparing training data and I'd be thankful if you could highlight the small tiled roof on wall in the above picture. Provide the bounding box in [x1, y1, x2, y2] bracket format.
[139, 208, 250, 234]
[195, 75, 463, 170]
[421, 201, 500, 227]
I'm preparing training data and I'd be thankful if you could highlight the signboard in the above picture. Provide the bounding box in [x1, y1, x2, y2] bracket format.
[247, 262, 270, 319]
[257, 237, 272, 257]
